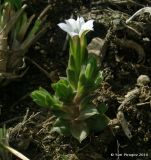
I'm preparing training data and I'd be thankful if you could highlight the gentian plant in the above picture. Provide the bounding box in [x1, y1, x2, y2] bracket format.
[31, 17, 109, 142]
[0, 0, 50, 86]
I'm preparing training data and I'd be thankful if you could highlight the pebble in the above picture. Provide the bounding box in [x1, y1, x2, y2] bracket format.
[137, 75, 150, 86]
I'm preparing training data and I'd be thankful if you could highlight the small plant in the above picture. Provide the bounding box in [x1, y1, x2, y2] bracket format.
[0, 0, 50, 86]
[31, 17, 109, 142]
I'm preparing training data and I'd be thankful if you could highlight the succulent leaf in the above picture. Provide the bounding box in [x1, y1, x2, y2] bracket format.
[76, 106, 99, 121]
[87, 114, 110, 132]
[52, 79, 74, 102]
[67, 68, 78, 89]
[85, 55, 98, 81]
[31, 87, 63, 109]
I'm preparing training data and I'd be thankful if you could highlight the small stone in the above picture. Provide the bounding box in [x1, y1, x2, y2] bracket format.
[114, 125, 120, 129]
[143, 37, 150, 42]
[87, 37, 104, 57]
[137, 75, 150, 86]
[137, 127, 142, 132]
[34, 45, 40, 50]
[40, 50, 46, 54]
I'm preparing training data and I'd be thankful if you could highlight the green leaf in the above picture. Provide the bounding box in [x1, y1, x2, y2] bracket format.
[67, 68, 78, 89]
[76, 106, 99, 120]
[17, 13, 28, 41]
[79, 95, 92, 110]
[76, 69, 87, 97]
[52, 79, 74, 102]
[29, 19, 41, 35]
[87, 114, 110, 132]
[85, 55, 98, 80]
[52, 110, 71, 120]
[70, 121, 89, 143]
[47, 95, 63, 109]
[25, 19, 41, 42]
[97, 103, 108, 114]
[31, 87, 62, 109]
[76, 64, 96, 98]
[51, 118, 70, 136]
[31, 91, 51, 108]
[5, 0, 22, 9]
[94, 71, 104, 87]
[68, 54, 76, 71]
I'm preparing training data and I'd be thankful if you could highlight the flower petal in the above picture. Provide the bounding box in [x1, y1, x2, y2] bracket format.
[58, 23, 73, 35]
[79, 20, 94, 37]
[70, 32, 79, 37]
[76, 17, 85, 32]
[79, 17, 85, 25]
[65, 19, 77, 33]
[58, 17, 94, 38]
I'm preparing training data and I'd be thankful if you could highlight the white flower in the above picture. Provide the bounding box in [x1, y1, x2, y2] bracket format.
[58, 17, 94, 37]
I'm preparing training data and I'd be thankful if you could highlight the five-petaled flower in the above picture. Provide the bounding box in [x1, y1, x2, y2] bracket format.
[58, 17, 94, 38]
